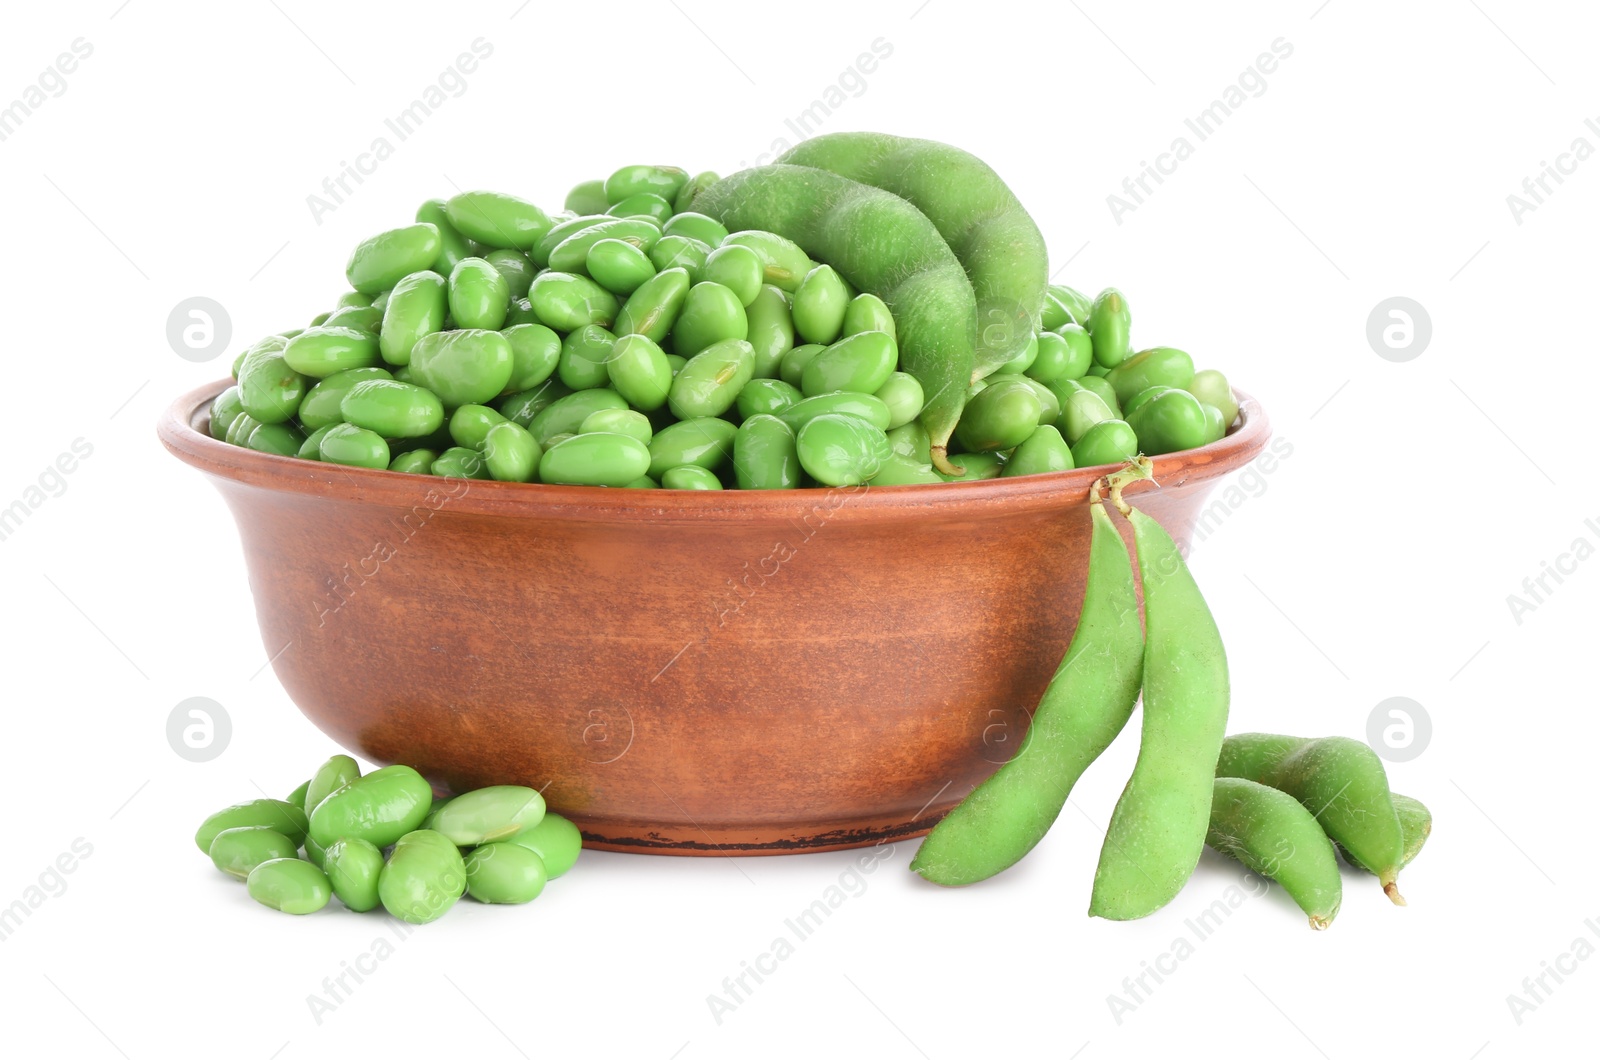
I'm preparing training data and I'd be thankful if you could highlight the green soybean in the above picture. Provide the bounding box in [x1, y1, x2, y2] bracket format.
[409, 329, 515, 406]
[426, 785, 545, 845]
[647, 417, 738, 478]
[1090, 501, 1230, 921]
[841, 293, 896, 342]
[662, 211, 728, 246]
[564, 179, 609, 216]
[284, 327, 381, 379]
[718, 230, 815, 292]
[431, 446, 488, 479]
[1071, 419, 1139, 470]
[529, 271, 618, 331]
[607, 334, 674, 411]
[1127, 389, 1209, 456]
[464, 843, 549, 905]
[389, 449, 436, 474]
[209, 386, 246, 440]
[936, 452, 1004, 481]
[308, 764, 434, 849]
[868, 454, 943, 485]
[700, 243, 763, 306]
[778, 391, 892, 433]
[548, 218, 661, 273]
[874, 372, 925, 431]
[1106, 347, 1195, 406]
[671, 281, 747, 358]
[448, 258, 510, 331]
[673, 170, 720, 213]
[1088, 288, 1132, 368]
[1050, 284, 1093, 325]
[500, 813, 582, 878]
[697, 166, 976, 474]
[796, 413, 890, 486]
[1077, 374, 1121, 417]
[1060, 385, 1116, 445]
[913, 495, 1141, 884]
[1187, 368, 1239, 428]
[737, 377, 803, 420]
[484, 248, 535, 298]
[444, 191, 553, 251]
[499, 378, 572, 427]
[346, 223, 442, 295]
[669, 338, 755, 419]
[647, 235, 706, 280]
[580, 408, 652, 445]
[297, 367, 394, 431]
[318, 424, 388, 469]
[416, 199, 473, 274]
[608, 191, 673, 224]
[1207, 777, 1343, 930]
[532, 214, 610, 267]
[604, 164, 689, 204]
[482, 421, 541, 482]
[324, 304, 383, 333]
[886, 421, 932, 459]
[733, 414, 800, 490]
[778, 343, 824, 390]
[661, 465, 724, 490]
[323, 836, 384, 913]
[557, 325, 619, 391]
[954, 377, 1041, 452]
[378, 829, 466, 925]
[792, 264, 850, 345]
[801, 331, 896, 398]
[247, 858, 332, 915]
[586, 238, 657, 295]
[209, 827, 300, 880]
[286, 779, 311, 811]
[449, 404, 508, 449]
[380, 271, 448, 366]
[341, 380, 445, 438]
[502, 323, 562, 393]
[248, 422, 306, 457]
[528, 388, 628, 447]
[539, 432, 651, 487]
[614, 267, 691, 343]
[1001, 424, 1073, 477]
[303, 754, 362, 816]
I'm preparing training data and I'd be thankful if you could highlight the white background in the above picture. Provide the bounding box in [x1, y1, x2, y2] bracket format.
[2, 1, 1595, 1057]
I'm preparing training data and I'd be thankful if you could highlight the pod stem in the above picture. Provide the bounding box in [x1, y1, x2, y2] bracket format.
[1308, 915, 1333, 931]
[1105, 456, 1155, 515]
[931, 445, 962, 476]
[1382, 877, 1407, 906]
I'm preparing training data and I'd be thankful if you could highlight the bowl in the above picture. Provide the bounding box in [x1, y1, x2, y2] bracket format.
[159, 381, 1270, 855]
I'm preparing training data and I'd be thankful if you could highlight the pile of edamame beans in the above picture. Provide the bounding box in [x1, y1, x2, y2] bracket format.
[196, 756, 581, 920]
[912, 462, 1433, 928]
[208, 132, 1241, 488]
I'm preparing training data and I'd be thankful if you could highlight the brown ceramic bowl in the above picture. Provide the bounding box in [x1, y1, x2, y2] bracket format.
[160, 381, 1269, 855]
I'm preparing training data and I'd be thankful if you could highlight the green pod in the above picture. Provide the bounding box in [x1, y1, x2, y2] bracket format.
[733, 413, 800, 490]
[247, 859, 332, 915]
[672, 281, 748, 358]
[661, 465, 724, 490]
[298, 367, 393, 431]
[778, 344, 825, 390]
[607, 191, 673, 224]
[663, 211, 728, 246]
[669, 338, 755, 419]
[586, 237, 657, 295]
[777, 391, 892, 433]
[736, 377, 803, 420]
[319, 424, 390, 470]
[557, 325, 618, 391]
[444, 190, 554, 251]
[416, 198, 474, 274]
[409, 329, 515, 406]
[1090, 505, 1229, 921]
[801, 330, 897, 398]
[1127, 389, 1210, 456]
[237, 346, 308, 425]
[196, 799, 309, 853]
[341, 380, 445, 438]
[209, 385, 246, 440]
[323, 836, 384, 913]
[697, 167, 977, 473]
[431, 446, 489, 479]
[529, 271, 619, 331]
[647, 417, 738, 478]
[1207, 778, 1343, 930]
[913, 497, 1141, 885]
[867, 453, 944, 485]
[1341, 793, 1432, 872]
[1106, 347, 1195, 406]
[954, 377, 1042, 452]
[464, 843, 549, 905]
[308, 764, 435, 849]
[1186, 368, 1239, 428]
[378, 829, 466, 925]
[303, 754, 362, 816]
[347, 223, 442, 295]
[580, 408, 652, 445]
[448, 257, 511, 331]
[248, 422, 306, 457]
[539, 432, 652, 487]
[1000, 424, 1073, 477]
[548, 218, 661, 273]
[744, 284, 795, 378]
[389, 448, 436, 475]
[501, 323, 562, 393]
[380, 271, 448, 366]
[449, 404, 509, 450]
[614, 267, 691, 342]
[936, 452, 1004, 481]
[796, 413, 891, 486]
[1071, 419, 1139, 470]
[673, 170, 720, 213]
[528, 388, 629, 447]
[209, 827, 300, 880]
[792, 263, 850, 345]
[500, 813, 582, 878]
[283, 327, 381, 379]
[841, 292, 896, 342]
[700, 243, 764, 306]
[1088, 288, 1132, 368]
[484, 248, 536, 299]
[532, 214, 611, 268]
[426, 785, 545, 845]
[778, 132, 1047, 376]
[607, 334, 674, 411]
[564, 179, 609, 216]
[604, 164, 689, 203]
[483, 421, 542, 482]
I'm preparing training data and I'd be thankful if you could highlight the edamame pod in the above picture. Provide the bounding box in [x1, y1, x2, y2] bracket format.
[1207, 777, 1343, 930]
[1340, 793, 1431, 871]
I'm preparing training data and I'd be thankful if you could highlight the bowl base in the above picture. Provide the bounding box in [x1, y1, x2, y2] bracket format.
[577, 814, 940, 856]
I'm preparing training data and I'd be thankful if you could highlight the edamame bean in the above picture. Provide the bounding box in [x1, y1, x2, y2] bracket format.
[209, 827, 300, 880]
[580, 408, 652, 445]
[1186, 368, 1239, 428]
[548, 218, 661, 273]
[873, 372, 925, 431]
[841, 293, 896, 342]
[1017, 377, 1060, 425]
[586, 238, 657, 295]
[672, 281, 747, 358]
[1207, 778, 1342, 930]
[1216, 734, 1409, 904]
[661, 465, 724, 490]
[1127, 388, 1209, 456]
[501, 323, 562, 393]
[247, 858, 332, 915]
[557, 325, 618, 391]
[286, 779, 311, 811]
[606, 334, 673, 411]
[1090, 494, 1229, 920]
[662, 211, 728, 246]
[669, 338, 755, 419]
[431, 446, 489, 479]
[484, 249, 535, 298]
[614, 267, 691, 342]
[604, 164, 689, 204]
[284, 327, 382, 379]
[1026, 331, 1073, 384]
[347, 223, 442, 294]
[237, 345, 308, 425]
[646, 417, 737, 478]
[1050, 284, 1092, 324]
[913, 493, 1141, 884]
[449, 404, 509, 449]
[779, 343, 824, 389]
[1201, 404, 1226, 443]
[607, 192, 673, 224]
[500, 812, 582, 877]
[1076, 374, 1121, 417]
[444, 191, 554, 251]
[1088, 288, 1132, 368]
[210, 386, 246, 440]
[1122, 385, 1172, 419]
[700, 243, 763, 306]
[1000, 424, 1073, 477]
[867, 454, 943, 485]
[416, 199, 474, 274]
[319, 424, 390, 470]
[528, 388, 628, 447]
[1106, 347, 1195, 406]
[1070, 419, 1139, 470]
[532, 214, 610, 267]
[796, 414, 890, 486]
[736, 377, 803, 420]
[936, 452, 1004, 481]
[323, 837, 384, 912]
[464, 843, 548, 905]
[716, 230, 815, 292]
[248, 422, 306, 457]
[673, 170, 719, 213]
[800, 330, 896, 398]
[303, 754, 362, 816]
[792, 264, 850, 345]
[378, 829, 466, 925]
[389, 449, 436, 475]
[1060, 385, 1115, 445]
[954, 377, 1041, 452]
[1039, 290, 1067, 330]
[324, 304, 383, 333]
[1052, 324, 1094, 381]
[483, 421, 541, 482]
[564, 179, 609, 216]
[409, 329, 515, 406]
[341, 380, 445, 438]
[426, 785, 545, 845]
[448, 258, 510, 331]
[380, 271, 448, 366]
[733, 414, 800, 490]
[777, 391, 892, 433]
[308, 764, 434, 848]
[529, 271, 618, 331]
[886, 421, 932, 459]
[225, 412, 261, 447]
[539, 432, 651, 487]
[196, 799, 310, 852]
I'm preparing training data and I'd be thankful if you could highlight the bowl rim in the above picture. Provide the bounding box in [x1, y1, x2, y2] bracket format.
[158, 379, 1271, 523]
